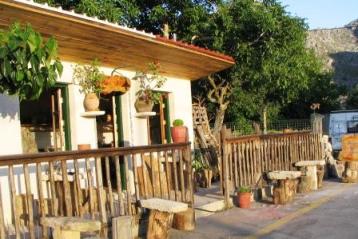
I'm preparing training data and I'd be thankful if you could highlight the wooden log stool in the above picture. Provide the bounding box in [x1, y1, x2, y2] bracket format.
[140, 198, 188, 239]
[267, 171, 301, 205]
[41, 217, 101, 239]
[342, 161, 358, 183]
[295, 160, 325, 191]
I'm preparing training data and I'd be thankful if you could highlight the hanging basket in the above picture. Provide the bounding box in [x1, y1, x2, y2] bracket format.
[101, 75, 131, 95]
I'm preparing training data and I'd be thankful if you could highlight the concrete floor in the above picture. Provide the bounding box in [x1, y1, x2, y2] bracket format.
[170, 180, 358, 239]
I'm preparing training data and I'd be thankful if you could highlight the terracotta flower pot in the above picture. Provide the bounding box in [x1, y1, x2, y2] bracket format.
[171, 126, 188, 143]
[135, 98, 154, 112]
[238, 192, 251, 208]
[83, 93, 99, 111]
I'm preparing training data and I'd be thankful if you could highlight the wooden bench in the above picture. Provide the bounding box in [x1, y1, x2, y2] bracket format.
[140, 198, 188, 239]
[267, 171, 301, 205]
[41, 217, 101, 239]
[295, 160, 325, 191]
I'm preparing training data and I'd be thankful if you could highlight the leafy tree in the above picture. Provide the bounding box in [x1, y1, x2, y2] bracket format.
[0, 23, 63, 100]
[35, 0, 140, 25]
[192, 0, 328, 132]
[346, 85, 358, 110]
[281, 71, 345, 118]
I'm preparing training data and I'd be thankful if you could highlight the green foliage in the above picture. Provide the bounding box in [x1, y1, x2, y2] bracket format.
[172, 119, 184, 126]
[132, 62, 166, 104]
[192, 0, 330, 124]
[281, 70, 346, 118]
[35, 0, 140, 26]
[73, 59, 105, 95]
[346, 85, 358, 109]
[0, 23, 63, 100]
[238, 186, 251, 193]
[192, 149, 209, 171]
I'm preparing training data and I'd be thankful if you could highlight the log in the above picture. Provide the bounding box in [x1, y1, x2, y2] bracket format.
[273, 179, 298, 205]
[147, 210, 173, 239]
[317, 166, 325, 188]
[172, 208, 195, 231]
[297, 175, 312, 193]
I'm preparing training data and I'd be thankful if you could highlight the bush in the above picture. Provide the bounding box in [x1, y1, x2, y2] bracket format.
[0, 23, 63, 100]
[238, 186, 251, 193]
[173, 119, 184, 126]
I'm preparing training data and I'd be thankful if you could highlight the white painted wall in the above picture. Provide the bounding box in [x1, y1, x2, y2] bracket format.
[0, 94, 22, 155]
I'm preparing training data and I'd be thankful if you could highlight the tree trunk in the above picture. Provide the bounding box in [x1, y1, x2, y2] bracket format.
[263, 105, 267, 135]
[212, 106, 226, 137]
[172, 208, 195, 231]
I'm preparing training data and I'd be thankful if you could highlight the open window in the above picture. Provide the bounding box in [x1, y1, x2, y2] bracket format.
[148, 93, 171, 145]
[20, 84, 71, 153]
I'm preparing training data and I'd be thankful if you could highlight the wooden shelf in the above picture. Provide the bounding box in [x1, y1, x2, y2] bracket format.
[81, 111, 105, 117]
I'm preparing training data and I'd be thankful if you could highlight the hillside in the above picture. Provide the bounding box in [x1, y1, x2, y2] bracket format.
[307, 20, 358, 87]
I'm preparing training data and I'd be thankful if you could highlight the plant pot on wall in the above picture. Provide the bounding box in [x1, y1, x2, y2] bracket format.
[134, 98, 154, 112]
[83, 93, 100, 111]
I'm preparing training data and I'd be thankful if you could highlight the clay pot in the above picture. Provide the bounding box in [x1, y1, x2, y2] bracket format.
[135, 98, 154, 112]
[171, 126, 188, 143]
[83, 93, 99, 111]
[78, 144, 91, 150]
[237, 192, 251, 208]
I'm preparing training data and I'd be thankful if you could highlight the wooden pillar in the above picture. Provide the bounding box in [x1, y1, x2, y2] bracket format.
[172, 208, 195, 231]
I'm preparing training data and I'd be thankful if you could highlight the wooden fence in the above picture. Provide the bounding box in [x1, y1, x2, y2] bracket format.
[221, 129, 323, 205]
[0, 142, 193, 238]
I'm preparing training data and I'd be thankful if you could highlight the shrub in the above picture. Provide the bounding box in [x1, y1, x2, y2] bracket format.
[173, 119, 184, 126]
[238, 186, 251, 193]
[0, 23, 63, 100]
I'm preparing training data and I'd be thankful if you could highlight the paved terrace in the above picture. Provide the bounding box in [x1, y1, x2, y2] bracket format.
[170, 180, 358, 239]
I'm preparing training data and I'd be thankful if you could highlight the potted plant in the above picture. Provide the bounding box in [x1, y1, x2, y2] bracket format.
[101, 68, 131, 95]
[73, 59, 105, 111]
[132, 62, 166, 112]
[237, 186, 252, 208]
[171, 119, 188, 143]
[0, 23, 63, 100]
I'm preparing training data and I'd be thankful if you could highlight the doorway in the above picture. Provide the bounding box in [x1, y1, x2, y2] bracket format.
[148, 93, 171, 145]
[20, 84, 71, 153]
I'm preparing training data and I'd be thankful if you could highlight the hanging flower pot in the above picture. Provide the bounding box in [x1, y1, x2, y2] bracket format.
[101, 74, 131, 95]
[83, 93, 100, 111]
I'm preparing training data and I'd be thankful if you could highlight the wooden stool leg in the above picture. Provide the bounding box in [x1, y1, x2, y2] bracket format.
[147, 210, 173, 239]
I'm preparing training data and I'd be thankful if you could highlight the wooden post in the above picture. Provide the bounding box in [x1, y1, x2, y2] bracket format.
[221, 126, 231, 208]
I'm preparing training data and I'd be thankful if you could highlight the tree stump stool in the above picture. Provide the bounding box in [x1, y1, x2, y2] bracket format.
[41, 217, 101, 239]
[140, 198, 188, 239]
[342, 161, 358, 183]
[267, 171, 301, 205]
[295, 160, 325, 191]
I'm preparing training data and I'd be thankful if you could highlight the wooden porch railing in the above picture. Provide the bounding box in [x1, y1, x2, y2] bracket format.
[0, 142, 193, 238]
[221, 129, 323, 206]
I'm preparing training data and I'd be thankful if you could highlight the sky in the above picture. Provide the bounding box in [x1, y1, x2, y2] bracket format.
[280, 0, 358, 29]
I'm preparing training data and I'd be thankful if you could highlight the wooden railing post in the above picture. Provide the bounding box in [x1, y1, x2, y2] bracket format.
[221, 125, 231, 208]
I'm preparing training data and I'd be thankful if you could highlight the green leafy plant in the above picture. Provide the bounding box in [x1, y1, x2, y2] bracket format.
[192, 149, 210, 171]
[173, 119, 184, 127]
[132, 62, 167, 104]
[0, 23, 63, 100]
[73, 59, 105, 95]
[238, 186, 251, 193]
